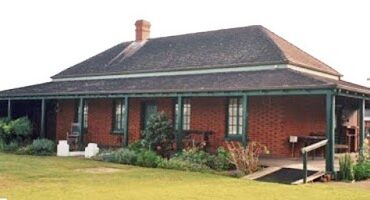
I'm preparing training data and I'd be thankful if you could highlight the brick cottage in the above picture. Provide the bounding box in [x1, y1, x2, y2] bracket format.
[0, 20, 369, 173]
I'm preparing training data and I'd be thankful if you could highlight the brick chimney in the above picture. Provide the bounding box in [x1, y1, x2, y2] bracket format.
[135, 20, 151, 41]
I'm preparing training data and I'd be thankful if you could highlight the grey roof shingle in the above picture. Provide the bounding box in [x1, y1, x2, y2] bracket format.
[2, 69, 367, 98]
[52, 25, 340, 79]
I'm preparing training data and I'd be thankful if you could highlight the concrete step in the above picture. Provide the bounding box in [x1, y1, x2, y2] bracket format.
[69, 151, 85, 156]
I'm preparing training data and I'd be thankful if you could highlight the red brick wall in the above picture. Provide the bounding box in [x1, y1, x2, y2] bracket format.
[190, 97, 226, 151]
[54, 98, 176, 146]
[128, 98, 141, 143]
[248, 96, 326, 156]
[84, 99, 122, 146]
[56, 100, 75, 141]
[56, 99, 122, 146]
[55, 96, 326, 157]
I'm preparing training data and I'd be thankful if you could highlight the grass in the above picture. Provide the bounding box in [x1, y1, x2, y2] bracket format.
[0, 153, 369, 200]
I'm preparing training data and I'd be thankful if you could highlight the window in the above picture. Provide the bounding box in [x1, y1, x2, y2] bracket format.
[75, 100, 88, 129]
[113, 99, 126, 132]
[227, 98, 243, 136]
[365, 109, 370, 121]
[175, 99, 191, 130]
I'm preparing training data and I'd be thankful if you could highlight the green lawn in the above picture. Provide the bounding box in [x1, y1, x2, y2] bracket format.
[0, 153, 369, 200]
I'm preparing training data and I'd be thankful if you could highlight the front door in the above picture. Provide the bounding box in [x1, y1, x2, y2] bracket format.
[142, 102, 157, 130]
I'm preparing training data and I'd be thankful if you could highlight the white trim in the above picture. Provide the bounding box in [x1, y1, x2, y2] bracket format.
[52, 64, 287, 82]
[287, 64, 339, 80]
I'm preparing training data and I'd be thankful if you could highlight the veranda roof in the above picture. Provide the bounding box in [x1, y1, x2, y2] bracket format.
[0, 69, 369, 99]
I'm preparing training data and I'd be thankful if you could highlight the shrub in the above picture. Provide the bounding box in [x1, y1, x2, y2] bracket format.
[157, 157, 211, 172]
[111, 148, 138, 165]
[16, 145, 32, 155]
[0, 118, 11, 131]
[358, 139, 370, 163]
[10, 117, 32, 136]
[209, 147, 233, 171]
[0, 138, 5, 151]
[174, 147, 210, 166]
[141, 112, 174, 158]
[136, 150, 162, 168]
[128, 141, 146, 152]
[0, 117, 32, 144]
[97, 148, 161, 167]
[225, 141, 269, 175]
[353, 161, 370, 181]
[173, 147, 233, 171]
[338, 153, 354, 181]
[93, 149, 116, 162]
[0, 118, 11, 143]
[28, 139, 55, 156]
[3, 141, 19, 152]
[96, 146, 232, 173]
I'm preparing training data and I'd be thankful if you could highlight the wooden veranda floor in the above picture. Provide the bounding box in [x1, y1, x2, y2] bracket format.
[259, 156, 341, 172]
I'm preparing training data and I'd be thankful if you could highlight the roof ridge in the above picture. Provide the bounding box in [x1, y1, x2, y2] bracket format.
[144, 25, 263, 41]
[260, 26, 342, 77]
[258, 26, 289, 64]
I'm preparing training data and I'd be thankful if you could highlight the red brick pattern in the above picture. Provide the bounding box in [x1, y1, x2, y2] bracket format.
[249, 96, 326, 156]
[190, 97, 226, 152]
[55, 96, 326, 156]
[56, 100, 75, 141]
[128, 98, 141, 143]
[84, 99, 122, 146]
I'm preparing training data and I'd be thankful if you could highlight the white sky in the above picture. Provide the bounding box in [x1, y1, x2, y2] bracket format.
[0, 0, 369, 91]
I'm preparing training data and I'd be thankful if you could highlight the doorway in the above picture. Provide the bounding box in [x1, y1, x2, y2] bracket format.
[141, 102, 157, 130]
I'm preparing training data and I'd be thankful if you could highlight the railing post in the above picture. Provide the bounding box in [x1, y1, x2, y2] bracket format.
[359, 99, 365, 156]
[241, 94, 248, 147]
[303, 151, 307, 183]
[78, 98, 84, 145]
[176, 96, 184, 150]
[301, 139, 328, 183]
[123, 97, 129, 147]
[7, 99, 11, 119]
[40, 99, 46, 138]
[325, 93, 335, 173]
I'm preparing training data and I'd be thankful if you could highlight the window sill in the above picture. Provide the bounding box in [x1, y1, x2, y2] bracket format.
[225, 135, 242, 141]
[111, 130, 125, 135]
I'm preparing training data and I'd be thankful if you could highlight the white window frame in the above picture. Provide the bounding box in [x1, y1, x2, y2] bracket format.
[227, 97, 243, 136]
[175, 99, 191, 130]
[113, 99, 126, 132]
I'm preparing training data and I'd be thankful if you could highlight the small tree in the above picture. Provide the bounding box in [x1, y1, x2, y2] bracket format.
[226, 141, 269, 175]
[141, 112, 174, 158]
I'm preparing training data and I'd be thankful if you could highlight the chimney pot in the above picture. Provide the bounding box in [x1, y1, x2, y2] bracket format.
[135, 20, 151, 41]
